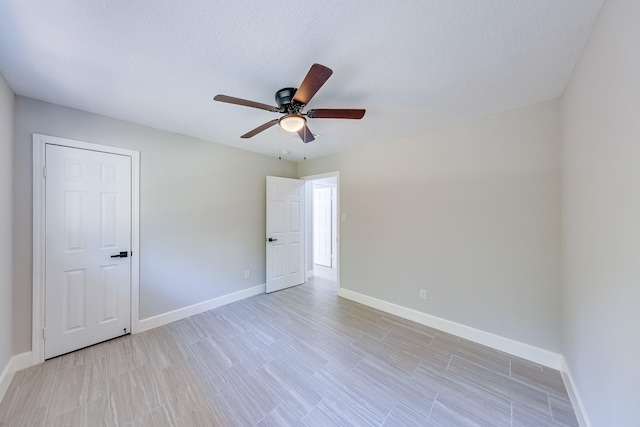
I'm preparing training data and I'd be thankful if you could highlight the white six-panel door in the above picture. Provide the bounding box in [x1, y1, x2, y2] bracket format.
[266, 176, 305, 293]
[45, 144, 131, 359]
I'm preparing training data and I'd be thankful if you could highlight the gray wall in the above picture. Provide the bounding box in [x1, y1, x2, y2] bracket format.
[0, 74, 14, 370]
[13, 97, 297, 353]
[561, 0, 640, 424]
[298, 100, 562, 352]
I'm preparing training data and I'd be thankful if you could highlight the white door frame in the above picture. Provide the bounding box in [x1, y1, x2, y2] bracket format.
[32, 133, 140, 364]
[302, 171, 340, 291]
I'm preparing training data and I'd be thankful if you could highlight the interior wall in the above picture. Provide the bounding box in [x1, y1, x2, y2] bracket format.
[13, 96, 297, 354]
[298, 99, 562, 352]
[561, 0, 640, 424]
[0, 74, 14, 370]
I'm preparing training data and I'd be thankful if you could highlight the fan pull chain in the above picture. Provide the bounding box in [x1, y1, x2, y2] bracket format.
[278, 128, 282, 160]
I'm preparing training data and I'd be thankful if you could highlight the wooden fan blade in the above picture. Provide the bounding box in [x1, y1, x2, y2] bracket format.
[306, 109, 366, 119]
[297, 124, 315, 143]
[241, 119, 279, 138]
[293, 64, 333, 106]
[214, 95, 279, 112]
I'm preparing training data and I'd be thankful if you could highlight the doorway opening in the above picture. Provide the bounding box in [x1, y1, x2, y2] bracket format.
[303, 172, 339, 293]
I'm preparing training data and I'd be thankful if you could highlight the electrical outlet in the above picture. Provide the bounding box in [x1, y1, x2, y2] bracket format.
[244, 270, 250, 279]
[419, 289, 427, 300]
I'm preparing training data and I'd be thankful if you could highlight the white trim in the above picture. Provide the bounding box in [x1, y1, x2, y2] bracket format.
[32, 137, 46, 365]
[138, 284, 266, 332]
[7, 352, 32, 373]
[561, 356, 592, 427]
[306, 269, 314, 279]
[32, 134, 141, 364]
[338, 288, 563, 370]
[0, 359, 14, 402]
[0, 352, 33, 403]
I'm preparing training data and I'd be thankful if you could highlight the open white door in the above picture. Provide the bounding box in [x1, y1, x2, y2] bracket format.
[45, 144, 131, 359]
[266, 176, 305, 293]
[313, 185, 333, 267]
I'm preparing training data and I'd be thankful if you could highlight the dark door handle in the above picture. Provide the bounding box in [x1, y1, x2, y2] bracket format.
[111, 251, 128, 258]
[268, 238, 278, 242]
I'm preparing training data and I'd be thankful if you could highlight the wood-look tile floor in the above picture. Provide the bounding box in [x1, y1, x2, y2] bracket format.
[0, 277, 579, 426]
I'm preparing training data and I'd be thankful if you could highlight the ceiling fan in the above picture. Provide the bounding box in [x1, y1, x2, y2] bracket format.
[213, 63, 365, 143]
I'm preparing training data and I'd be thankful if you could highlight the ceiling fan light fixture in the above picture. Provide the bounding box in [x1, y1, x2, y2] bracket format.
[279, 114, 306, 132]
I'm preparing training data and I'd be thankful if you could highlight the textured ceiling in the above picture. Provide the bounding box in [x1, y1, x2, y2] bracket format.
[0, 0, 604, 161]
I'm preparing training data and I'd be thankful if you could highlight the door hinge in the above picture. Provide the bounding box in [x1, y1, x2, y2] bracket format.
[43, 166, 47, 179]
[42, 328, 46, 340]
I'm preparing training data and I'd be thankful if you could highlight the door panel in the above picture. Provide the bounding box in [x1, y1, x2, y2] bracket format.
[289, 242, 301, 274]
[289, 201, 301, 232]
[63, 269, 86, 332]
[100, 193, 118, 248]
[64, 191, 85, 251]
[266, 176, 305, 293]
[271, 243, 285, 279]
[270, 200, 285, 233]
[45, 144, 131, 359]
[100, 265, 119, 322]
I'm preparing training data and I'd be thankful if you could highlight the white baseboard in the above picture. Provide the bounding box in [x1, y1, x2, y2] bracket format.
[306, 270, 314, 280]
[561, 356, 592, 427]
[137, 284, 265, 332]
[3, 287, 589, 426]
[0, 352, 33, 404]
[338, 288, 563, 370]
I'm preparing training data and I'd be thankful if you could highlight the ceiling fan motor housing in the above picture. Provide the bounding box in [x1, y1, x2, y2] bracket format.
[275, 87, 302, 113]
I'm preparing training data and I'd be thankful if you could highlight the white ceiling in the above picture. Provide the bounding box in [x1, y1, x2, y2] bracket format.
[0, 0, 604, 161]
